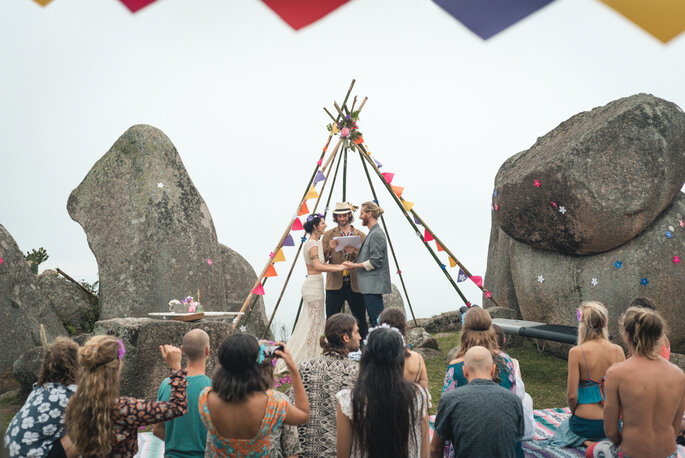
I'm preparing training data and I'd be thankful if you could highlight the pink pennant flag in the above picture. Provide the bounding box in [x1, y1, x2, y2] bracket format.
[470, 276, 483, 288]
[252, 283, 265, 296]
[119, 0, 158, 13]
[317, 158, 323, 166]
[292, 218, 304, 231]
[424, 230, 434, 242]
[382, 172, 394, 184]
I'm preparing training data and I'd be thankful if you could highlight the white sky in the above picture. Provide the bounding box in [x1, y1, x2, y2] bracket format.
[2, 0, 684, 330]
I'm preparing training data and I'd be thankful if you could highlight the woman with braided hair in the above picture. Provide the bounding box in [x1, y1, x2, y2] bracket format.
[65, 335, 188, 457]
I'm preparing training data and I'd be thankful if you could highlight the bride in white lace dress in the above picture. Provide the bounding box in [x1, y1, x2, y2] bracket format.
[277, 213, 344, 372]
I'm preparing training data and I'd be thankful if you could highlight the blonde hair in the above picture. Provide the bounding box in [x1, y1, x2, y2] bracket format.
[621, 306, 664, 360]
[577, 301, 609, 344]
[66, 335, 122, 456]
[361, 201, 384, 219]
[37, 337, 80, 386]
[456, 307, 499, 359]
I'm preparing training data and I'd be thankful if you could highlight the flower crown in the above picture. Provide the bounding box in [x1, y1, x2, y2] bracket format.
[363, 323, 406, 347]
[306, 213, 324, 222]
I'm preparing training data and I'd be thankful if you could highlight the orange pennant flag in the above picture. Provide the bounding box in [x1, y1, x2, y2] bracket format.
[402, 200, 414, 212]
[264, 264, 278, 277]
[449, 256, 457, 268]
[437, 243, 445, 252]
[305, 186, 319, 200]
[391, 185, 404, 198]
[298, 202, 310, 216]
[599, 0, 685, 43]
[273, 249, 286, 263]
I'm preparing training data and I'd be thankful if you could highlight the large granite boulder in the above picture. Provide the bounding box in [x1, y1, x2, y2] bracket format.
[218, 244, 269, 337]
[485, 193, 685, 352]
[67, 125, 227, 319]
[94, 318, 233, 400]
[0, 224, 67, 376]
[492, 94, 685, 255]
[38, 270, 98, 333]
[12, 347, 45, 394]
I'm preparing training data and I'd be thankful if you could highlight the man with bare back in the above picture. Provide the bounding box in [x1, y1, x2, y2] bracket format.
[592, 306, 685, 458]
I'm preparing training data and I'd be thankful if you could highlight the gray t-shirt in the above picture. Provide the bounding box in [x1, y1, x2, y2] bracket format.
[434, 378, 524, 458]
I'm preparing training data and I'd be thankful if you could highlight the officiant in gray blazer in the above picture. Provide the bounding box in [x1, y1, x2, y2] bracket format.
[343, 201, 391, 327]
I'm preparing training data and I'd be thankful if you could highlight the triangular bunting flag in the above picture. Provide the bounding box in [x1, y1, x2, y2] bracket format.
[252, 283, 265, 296]
[414, 215, 422, 225]
[354, 136, 364, 145]
[261, 0, 352, 30]
[119, 0, 159, 13]
[457, 269, 469, 282]
[283, 234, 295, 247]
[313, 170, 326, 184]
[32, 0, 54, 6]
[402, 200, 414, 212]
[273, 249, 286, 263]
[374, 158, 383, 168]
[298, 202, 310, 216]
[382, 172, 395, 184]
[437, 243, 445, 252]
[264, 264, 278, 277]
[292, 218, 304, 231]
[331, 124, 340, 135]
[432, 0, 555, 40]
[449, 257, 457, 268]
[599, 0, 685, 43]
[305, 186, 319, 200]
[424, 230, 434, 242]
[470, 275, 483, 288]
[391, 186, 404, 198]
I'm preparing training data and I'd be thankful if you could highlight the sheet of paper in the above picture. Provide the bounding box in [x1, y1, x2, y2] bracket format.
[334, 235, 361, 252]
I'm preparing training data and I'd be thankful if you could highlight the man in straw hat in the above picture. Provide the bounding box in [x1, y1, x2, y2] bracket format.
[322, 202, 369, 339]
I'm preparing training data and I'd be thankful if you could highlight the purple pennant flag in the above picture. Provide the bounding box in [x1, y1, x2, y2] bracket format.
[457, 269, 469, 283]
[432, 0, 555, 40]
[374, 158, 383, 169]
[313, 170, 326, 184]
[414, 215, 422, 225]
[283, 233, 295, 247]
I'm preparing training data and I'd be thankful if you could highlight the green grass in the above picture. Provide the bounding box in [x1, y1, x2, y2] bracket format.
[424, 332, 568, 415]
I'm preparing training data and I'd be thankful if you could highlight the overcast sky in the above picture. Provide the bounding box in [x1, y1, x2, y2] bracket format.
[2, 0, 684, 331]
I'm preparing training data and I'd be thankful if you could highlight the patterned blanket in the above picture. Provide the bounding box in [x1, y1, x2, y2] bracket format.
[525, 408, 586, 457]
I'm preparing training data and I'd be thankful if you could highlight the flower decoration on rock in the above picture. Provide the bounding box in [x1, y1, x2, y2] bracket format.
[240, 325, 247, 333]
[680, 219, 684, 228]
[327, 111, 363, 143]
[169, 296, 203, 313]
[614, 260, 622, 269]
[0, 257, 3, 265]
[534, 179, 541, 188]
[640, 277, 649, 286]
[207, 258, 212, 266]
[674, 255, 681, 265]
[666, 230, 673, 239]
[537, 275, 544, 283]
[591, 277, 598, 287]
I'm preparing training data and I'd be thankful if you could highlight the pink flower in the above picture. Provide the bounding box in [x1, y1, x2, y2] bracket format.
[534, 179, 541, 188]
[188, 302, 197, 313]
[341, 127, 351, 138]
[674, 256, 681, 265]
[207, 258, 212, 266]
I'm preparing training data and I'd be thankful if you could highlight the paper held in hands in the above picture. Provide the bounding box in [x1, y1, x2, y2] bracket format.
[334, 235, 361, 252]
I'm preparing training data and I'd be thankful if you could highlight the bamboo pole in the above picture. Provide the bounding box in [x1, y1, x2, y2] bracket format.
[56, 268, 97, 299]
[343, 147, 348, 201]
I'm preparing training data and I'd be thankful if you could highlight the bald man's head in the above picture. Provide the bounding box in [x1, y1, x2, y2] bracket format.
[463, 346, 495, 382]
[182, 329, 210, 362]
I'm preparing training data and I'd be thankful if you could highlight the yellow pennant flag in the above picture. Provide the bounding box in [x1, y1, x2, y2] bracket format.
[32, 0, 54, 5]
[273, 249, 286, 263]
[402, 200, 414, 212]
[448, 257, 457, 268]
[599, 0, 685, 43]
[331, 124, 340, 135]
[305, 186, 319, 200]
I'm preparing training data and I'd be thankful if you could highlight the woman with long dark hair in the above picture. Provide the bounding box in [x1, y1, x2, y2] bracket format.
[336, 326, 429, 458]
[199, 334, 309, 457]
[378, 308, 428, 389]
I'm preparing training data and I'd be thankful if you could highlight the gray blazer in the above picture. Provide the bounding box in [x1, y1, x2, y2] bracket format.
[357, 224, 391, 294]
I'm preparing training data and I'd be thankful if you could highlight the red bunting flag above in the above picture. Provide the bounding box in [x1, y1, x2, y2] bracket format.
[424, 230, 434, 242]
[261, 0, 352, 31]
[292, 218, 304, 231]
[382, 172, 395, 184]
[470, 275, 483, 288]
[252, 283, 265, 296]
[119, 0, 158, 13]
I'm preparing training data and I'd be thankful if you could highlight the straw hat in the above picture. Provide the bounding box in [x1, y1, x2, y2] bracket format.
[332, 202, 357, 215]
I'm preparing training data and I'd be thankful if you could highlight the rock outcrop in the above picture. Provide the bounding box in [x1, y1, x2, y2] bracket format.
[38, 270, 97, 333]
[0, 224, 67, 375]
[67, 125, 227, 319]
[492, 94, 685, 255]
[94, 318, 233, 400]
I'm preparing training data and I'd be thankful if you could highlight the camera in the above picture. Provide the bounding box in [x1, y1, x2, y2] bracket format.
[263, 344, 284, 358]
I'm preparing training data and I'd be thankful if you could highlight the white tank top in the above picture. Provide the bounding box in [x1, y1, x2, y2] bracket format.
[303, 239, 324, 266]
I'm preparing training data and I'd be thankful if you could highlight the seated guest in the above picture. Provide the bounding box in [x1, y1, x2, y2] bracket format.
[550, 301, 625, 448]
[336, 325, 429, 458]
[379, 308, 429, 389]
[5, 337, 79, 458]
[630, 297, 671, 359]
[591, 307, 685, 458]
[199, 335, 309, 457]
[430, 346, 524, 458]
[153, 329, 212, 457]
[65, 336, 188, 456]
[295, 313, 361, 457]
[442, 307, 519, 457]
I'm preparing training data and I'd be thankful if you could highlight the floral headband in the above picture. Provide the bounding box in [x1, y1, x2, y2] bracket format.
[117, 338, 126, 360]
[363, 323, 406, 348]
[306, 213, 324, 222]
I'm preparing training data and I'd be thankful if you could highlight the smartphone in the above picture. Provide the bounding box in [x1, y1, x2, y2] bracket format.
[263, 344, 284, 358]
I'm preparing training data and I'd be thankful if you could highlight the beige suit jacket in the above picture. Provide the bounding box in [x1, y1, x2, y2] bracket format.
[321, 226, 366, 292]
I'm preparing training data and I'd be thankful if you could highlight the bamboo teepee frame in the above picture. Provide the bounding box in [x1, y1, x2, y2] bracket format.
[232, 80, 503, 335]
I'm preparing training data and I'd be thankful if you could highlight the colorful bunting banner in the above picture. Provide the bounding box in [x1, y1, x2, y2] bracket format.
[424, 230, 434, 242]
[261, 0, 352, 30]
[391, 185, 404, 198]
[32, 0, 54, 6]
[273, 248, 286, 263]
[313, 170, 326, 184]
[402, 200, 414, 212]
[298, 202, 310, 216]
[292, 218, 304, 231]
[374, 158, 383, 169]
[598, 0, 685, 43]
[457, 269, 469, 282]
[252, 283, 265, 296]
[305, 186, 319, 200]
[414, 215, 422, 225]
[432, 0, 555, 40]
[283, 234, 295, 247]
[264, 264, 278, 277]
[470, 275, 483, 287]
[119, 0, 159, 13]
[437, 243, 445, 252]
[382, 172, 395, 184]
[449, 256, 457, 268]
